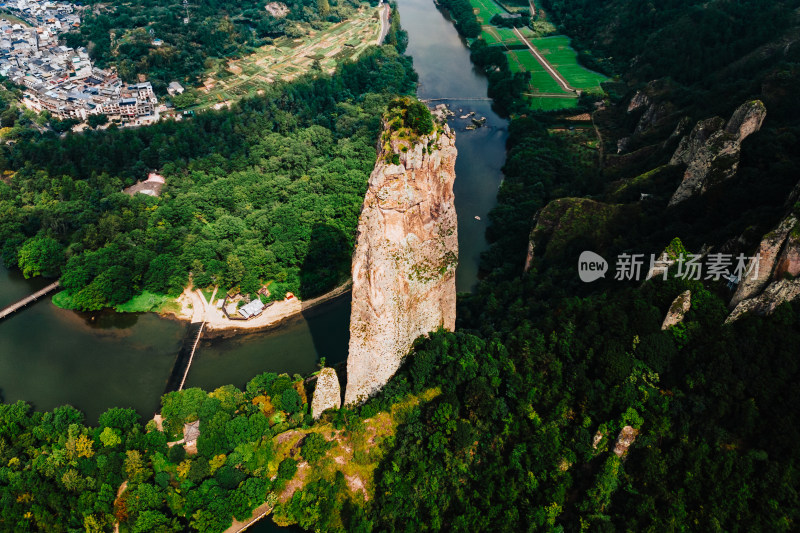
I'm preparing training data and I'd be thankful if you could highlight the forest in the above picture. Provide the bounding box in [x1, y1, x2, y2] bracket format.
[64, 0, 377, 91]
[4, 0, 800, 532]
[0, 45, 416, 311]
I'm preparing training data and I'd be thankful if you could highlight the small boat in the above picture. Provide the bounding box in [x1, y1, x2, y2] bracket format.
[474, 216, 481, 220]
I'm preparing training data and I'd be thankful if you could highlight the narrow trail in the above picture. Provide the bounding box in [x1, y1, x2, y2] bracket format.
[513, 27, 576, 94]
[377, 2, 390, 45]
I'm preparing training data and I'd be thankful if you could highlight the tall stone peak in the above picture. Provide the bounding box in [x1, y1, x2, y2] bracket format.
[344, 117, 458, 406]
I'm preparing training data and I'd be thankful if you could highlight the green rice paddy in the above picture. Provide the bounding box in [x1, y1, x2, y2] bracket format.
[530, 35, 607, 92]
[506, 49, 570, 94]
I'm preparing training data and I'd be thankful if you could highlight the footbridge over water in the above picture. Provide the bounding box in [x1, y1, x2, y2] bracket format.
[0, 281, 61, 322]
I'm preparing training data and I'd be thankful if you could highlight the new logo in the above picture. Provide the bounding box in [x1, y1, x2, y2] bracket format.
[578, 251, 608, 282]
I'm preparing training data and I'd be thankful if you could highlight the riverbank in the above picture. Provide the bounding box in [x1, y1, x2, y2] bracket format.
[165, 281, 353, 338]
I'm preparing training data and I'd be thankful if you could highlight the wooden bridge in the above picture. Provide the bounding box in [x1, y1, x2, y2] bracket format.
[164, 320, 206, 394]
[0, 281, 61, 321]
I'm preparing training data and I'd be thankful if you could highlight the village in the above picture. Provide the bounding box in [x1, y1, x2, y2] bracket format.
[0, 0, 161, 124]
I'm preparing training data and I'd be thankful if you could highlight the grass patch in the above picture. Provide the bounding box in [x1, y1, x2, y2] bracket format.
[114, 291, 177, 313]
[200, 287, 215, 303]
[51, 290, 77, 310]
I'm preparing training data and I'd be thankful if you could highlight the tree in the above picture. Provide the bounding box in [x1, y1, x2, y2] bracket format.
[76, 434, 95, 458]
[276, 388, 302, 414]
[88, 114, 109, 129]
[17, 236, 64, 278]
[100, 427, 122, 448]
[172, 92, 197, 109]
[301, 432, 332, 463]
[277, 458, 298, 481]
[125, 450, 151, 483]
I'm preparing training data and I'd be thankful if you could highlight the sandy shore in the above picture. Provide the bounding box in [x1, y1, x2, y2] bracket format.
[166, 281, 352, 336]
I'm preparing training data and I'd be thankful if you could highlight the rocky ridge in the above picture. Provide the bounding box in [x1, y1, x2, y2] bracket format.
[668, 100, 767, 206]
[727, 214, 800, 322]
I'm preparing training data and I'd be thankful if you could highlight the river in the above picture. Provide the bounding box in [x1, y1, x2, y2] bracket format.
[0, 0, 506, 432]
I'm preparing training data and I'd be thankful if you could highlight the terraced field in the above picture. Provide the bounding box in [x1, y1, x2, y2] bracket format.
[192, 7, 381, 110]
[469, 0, 507, 24]
[530, 35, 607, 91]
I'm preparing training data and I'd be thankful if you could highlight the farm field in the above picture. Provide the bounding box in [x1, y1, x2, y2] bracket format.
[480, 25, 536, 46]
[506, 49, 569, 94]
[468, 0, 507, 24]
[525, 94, 579, 111]
[530, 35, 607, 91]
[191, 7, 381, 111]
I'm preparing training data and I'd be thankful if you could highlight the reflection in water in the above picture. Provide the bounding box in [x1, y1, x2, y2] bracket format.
[183, 294, 351, 392]
[0, 264, 184, 422]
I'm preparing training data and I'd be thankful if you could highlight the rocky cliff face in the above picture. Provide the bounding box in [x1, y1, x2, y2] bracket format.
[311, 368, 341, 419]
[661, 290, 691, 330]
[344, 122, 458, 406]
[668, 100, 766, 206]
[727, 214, 800, 322]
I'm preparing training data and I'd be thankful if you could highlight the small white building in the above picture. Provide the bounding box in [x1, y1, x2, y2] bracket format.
[238, 299, 266, 319]
[167, 81, 184, 96]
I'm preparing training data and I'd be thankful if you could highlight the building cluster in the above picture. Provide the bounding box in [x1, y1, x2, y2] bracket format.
[0, 0, 160, 124]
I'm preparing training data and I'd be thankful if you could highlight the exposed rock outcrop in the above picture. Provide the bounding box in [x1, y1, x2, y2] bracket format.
[727, 279, 800, 323]
[729, 215, 797, 308]
[613, 426, 639, 457]
[311, 368, 341, 419]
[635, 101, 675, 135]
[344, 120, 458, 406]
[727, 214, 800, 322]
[661, 290, 691, 330]
[668, 100, 766, 206]
[669, 116, 726, 166]
[627, 90, 650, 113]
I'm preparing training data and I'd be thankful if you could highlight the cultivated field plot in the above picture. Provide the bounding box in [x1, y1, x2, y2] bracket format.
[506, 49, 569, 94]
[530, 35, 607, 91]
[525, 95, 579, 111]
[480, 25, 535, 46]
[469, 0, 507, 23]
[480, 26, 522, 46]
[194, 7, 381, 110]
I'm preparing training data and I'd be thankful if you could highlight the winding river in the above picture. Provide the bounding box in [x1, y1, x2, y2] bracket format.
[0, 0, 507, 430]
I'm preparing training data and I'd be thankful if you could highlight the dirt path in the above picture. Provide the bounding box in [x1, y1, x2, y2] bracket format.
[378, 2, 390, 45]
[112, 480, 128, 533]
[513, 27, 576, 93]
